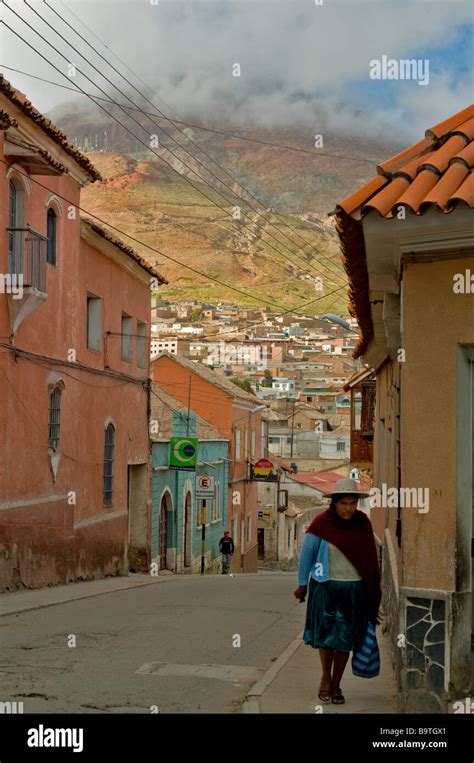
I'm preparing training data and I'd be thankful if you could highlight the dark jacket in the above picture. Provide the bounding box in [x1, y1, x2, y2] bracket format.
[219, 536, 234, 554]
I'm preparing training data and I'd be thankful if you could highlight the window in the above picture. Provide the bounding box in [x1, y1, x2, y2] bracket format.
[46, 207, 57, 266]
[103, 423, 115, 506]
[212, 481, 220, 521]
[336, 441, 346, 452]
[8, 179, 24, 274]
[244, 428, 249, 459]
[251, 429, 256, 457]
[137, 320, 146, 369]
[235, 429, 241, 460]
[121, 313, 133, 363]
[247, 514, 252, 543]
[48, 387, 61, 452]
[87, 294, 101, 351]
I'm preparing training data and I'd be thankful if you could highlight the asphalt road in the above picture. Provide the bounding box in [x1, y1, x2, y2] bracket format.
[0, 572, 302, 714]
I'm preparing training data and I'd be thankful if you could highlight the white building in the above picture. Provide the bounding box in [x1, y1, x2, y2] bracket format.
[150, 337, 178, 357]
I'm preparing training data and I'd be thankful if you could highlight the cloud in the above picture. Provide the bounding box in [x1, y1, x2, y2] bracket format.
[1, 0, 472, 139]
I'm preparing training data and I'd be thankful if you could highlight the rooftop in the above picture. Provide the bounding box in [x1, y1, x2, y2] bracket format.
[150, 386, 226, 441]
[335, 105, 474, 357]
[0, 73, 101, 182]
[152, 351, 264, 404]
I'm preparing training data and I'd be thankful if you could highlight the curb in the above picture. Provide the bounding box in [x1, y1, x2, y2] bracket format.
[0, 575, 179, 617]
[242, 630, 303, 714]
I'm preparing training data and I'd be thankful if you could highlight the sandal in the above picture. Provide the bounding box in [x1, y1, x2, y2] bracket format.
[331, 687, 345, 704]
[318, 680, 332, 703]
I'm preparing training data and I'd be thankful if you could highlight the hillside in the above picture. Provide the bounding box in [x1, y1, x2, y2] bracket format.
[56, 107, 401, 313]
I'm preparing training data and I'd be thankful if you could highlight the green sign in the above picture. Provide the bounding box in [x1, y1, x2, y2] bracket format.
[169, 437, 198, 471]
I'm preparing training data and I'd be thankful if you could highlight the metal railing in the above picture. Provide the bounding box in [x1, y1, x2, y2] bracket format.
[7, 226, 47, 293]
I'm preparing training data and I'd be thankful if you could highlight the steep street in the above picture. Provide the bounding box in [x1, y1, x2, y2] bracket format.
[0, 573, 301, 714]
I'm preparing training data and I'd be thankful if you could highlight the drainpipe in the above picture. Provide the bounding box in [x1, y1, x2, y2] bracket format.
[395, 280, 403, 547]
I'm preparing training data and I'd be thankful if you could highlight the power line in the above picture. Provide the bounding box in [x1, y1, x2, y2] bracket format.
[10, 2, 345, 288]
[40, 0, 351, 284]
[0, 157, 348, 316]
[0, 65, 378, 164]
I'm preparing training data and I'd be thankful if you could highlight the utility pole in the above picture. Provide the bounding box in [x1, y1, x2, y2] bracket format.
[201, 499, 206, 575]
[290, 398, 296, 458]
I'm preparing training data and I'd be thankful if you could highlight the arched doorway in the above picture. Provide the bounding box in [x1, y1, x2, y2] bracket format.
[159, 493, 171, 570]
[184, 492, 192, 567]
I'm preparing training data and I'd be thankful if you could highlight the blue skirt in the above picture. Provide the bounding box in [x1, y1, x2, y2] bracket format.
[304, 577, 367, 652]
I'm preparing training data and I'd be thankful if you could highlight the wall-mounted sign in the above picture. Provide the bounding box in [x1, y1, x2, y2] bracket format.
[250, 458, 278, 482]
[169, 437, 198, 471]
[258, 510, 272, 519]
[196, 473, 215, 499]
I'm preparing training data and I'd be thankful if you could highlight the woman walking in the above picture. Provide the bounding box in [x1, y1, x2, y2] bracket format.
[294, 479, 381, 705]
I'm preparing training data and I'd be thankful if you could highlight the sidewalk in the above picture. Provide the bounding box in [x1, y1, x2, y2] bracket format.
[0, 572, 172, 617]
[245, 628, 398, 714]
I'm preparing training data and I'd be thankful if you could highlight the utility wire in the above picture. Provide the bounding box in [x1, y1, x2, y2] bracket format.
[42, 0, 350, 283]
[10, 1, 345, 288]
[0, 63, 378, 162]
[0, 157, 348, 316]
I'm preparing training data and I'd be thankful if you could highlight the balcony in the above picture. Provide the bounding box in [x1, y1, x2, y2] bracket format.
[5, 227, 48, 336]
[8, 227, 47, 292]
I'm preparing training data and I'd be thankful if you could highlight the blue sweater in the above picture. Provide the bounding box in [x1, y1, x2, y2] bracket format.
[297, 532, 330, 586]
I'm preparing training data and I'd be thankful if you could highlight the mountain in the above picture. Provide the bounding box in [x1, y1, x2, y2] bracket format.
[53, 104, 401, 313]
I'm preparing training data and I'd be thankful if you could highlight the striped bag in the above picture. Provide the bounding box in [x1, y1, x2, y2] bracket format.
[351, 621, 380, 678]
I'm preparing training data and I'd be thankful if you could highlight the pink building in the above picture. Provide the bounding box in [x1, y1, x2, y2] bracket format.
[0, 75, 166, 591]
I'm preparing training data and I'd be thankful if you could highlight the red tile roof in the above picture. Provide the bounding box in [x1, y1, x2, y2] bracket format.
[0, 73, 101, 182]
[81, 218, 167, 283]
[289, 470, 365, 494]
[337, 105, 474, 220]
[335, 105, 474, 357]
[0, 109, 17, 130]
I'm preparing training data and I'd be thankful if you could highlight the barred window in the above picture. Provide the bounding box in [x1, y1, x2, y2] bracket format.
[103, 423, 115, 507]
[48, 387, 61, 452]
[46, 207, 57, 266]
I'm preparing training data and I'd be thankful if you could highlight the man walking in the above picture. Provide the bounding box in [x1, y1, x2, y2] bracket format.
[219, 531, 234, 574]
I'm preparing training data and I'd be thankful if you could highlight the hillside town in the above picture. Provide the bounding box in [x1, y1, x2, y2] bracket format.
[0, 0, 473, 735]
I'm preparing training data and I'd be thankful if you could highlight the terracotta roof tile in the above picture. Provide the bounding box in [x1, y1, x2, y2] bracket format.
[426, 105, 474, 139]
[418, 134, 467, 174]
[361, 176, 410, 217]
[377, 137, 434, 176]
[451, 141, 474, 169]
[395, 169, 439, 214]
[153, 351, 264, 404]
[451, 117, 474, 142]
[0, 73, 100, 182]
[334, 104, 474, 358]
[337, 176, 387, 217]
[336, 104, 474, 222]
[450, 172, 474, 207]
[0, 109, 17, 129]
[395, 152, 436, 180]
[419, 163, 469, 212]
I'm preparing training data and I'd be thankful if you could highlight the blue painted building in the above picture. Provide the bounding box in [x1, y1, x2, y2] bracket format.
[150, 387, 229, 574]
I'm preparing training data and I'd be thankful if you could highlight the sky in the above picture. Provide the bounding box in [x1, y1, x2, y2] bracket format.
[0, 0, 472, 140]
